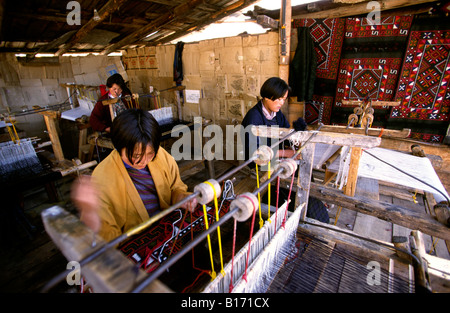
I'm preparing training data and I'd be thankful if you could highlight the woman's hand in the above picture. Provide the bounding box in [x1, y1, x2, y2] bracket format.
[174, 192, 198, 213]
[71, 175, 101, 233]
[277, 148, 301, 160]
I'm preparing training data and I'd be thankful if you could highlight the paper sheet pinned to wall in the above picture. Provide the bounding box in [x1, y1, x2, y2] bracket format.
[185, 89, 201, 104]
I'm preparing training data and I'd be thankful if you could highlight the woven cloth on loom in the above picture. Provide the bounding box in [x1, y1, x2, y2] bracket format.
[388, 16, 450, 143]
[292, 18, 345, 125]
[118, 200, 231, 273]
[331, 16, 413, 127]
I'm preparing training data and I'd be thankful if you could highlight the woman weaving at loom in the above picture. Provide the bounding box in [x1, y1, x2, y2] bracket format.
[241, 77, 300, 162]
[89, 73, 136, 133]
[241, 77, 329, 223]
[71, 108, 198, 242]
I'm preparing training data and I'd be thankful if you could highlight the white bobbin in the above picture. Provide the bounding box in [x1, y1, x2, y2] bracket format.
[273, 158, 298, 179]
[231, 192, 258, 222]
[193, 179, 221, 205]
[252, 145, 274, 166]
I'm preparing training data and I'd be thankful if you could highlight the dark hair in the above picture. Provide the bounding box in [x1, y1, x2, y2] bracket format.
[106, 73, 126, 89]
[260, 77, 291, 100]
[106, 73, 132, 95]
[110, 109, 161, 164]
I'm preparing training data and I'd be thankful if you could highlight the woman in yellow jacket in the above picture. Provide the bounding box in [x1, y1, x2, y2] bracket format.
[72, 109, 198, 242]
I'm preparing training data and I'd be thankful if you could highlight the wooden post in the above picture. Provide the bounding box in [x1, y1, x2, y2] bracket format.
[40, 111, 64, 162]
[410, 230, 432, 292]
[344, 147, 362, 197]
[41, 205, 172, 293]
[296, 142, 315, 221]
[279, 0, 291, 119]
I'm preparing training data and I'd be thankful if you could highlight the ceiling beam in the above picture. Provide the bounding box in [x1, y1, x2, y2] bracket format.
[248, 0, 440, 19]
[291, 0, 440, 19]
[100, 0, 206, 55]
[55, 0, 128, 56]
[139, 0, 183, 5]
[155, 0, 260, 45]
[7, 12, 142, 29]
[0, 0, 4, 41]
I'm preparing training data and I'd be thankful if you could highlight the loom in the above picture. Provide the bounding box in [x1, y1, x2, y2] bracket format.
[0, 138, 43, 183]
[39, 126, 449, 293]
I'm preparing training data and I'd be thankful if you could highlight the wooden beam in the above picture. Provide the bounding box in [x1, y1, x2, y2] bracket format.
[251, 126, 381, 149]
[309, 182, 450, 241]
[310, 125, 411, 139]
[56, 0, 128, 56]
[42, 205, 172, 293]
[344, 147, 362, 197]
[37, 110, 64, 162]
[157, 0, 251, 43]
[291, 0, 440, 19]
[279, 0, 291, 119]
[410, 230, 433, 292]
[116, 0, 260, 47]
[342, 100, 400, 107]
[101, 0, 204, 55]
[7, 11, 142, 29]
[297, 142, 315, 221]
[0, 0, 4, 40]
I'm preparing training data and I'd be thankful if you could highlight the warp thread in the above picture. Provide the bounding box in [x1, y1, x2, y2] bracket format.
[201, 201, 303, 293]
[0, 139, 42, 182]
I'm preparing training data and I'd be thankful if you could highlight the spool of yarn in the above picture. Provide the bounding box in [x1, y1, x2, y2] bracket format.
[231, 192, 258, 222]
[252, 145, 274, 166]
[273, 158, 298, 179]
[194, 179, 222, 205]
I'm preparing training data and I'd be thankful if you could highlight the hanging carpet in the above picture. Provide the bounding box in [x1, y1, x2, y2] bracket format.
[331, 16, 413, 127]
[292, 18, 345, 125]
[388, 16, 450, 143]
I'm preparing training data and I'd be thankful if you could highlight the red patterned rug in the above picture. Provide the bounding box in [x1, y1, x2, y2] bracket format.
[330, 16, 413, 127]
[345, 16, 413, 41]
[292, 18, 345, 125]
[293, 18, 345, 81]
[335, 57, 402, 106]
[388, 16, 450, 143]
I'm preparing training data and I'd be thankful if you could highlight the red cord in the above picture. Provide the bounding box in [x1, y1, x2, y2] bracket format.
[274, 176, 280, 236]
[229, 218, 237, 292]
[282, 171, 296, 228]
[240, 194, 257, 282]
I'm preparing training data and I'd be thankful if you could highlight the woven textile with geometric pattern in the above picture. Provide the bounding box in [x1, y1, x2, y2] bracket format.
[292, 18, 345, 125]
[330, 16, 413, 126]
[389, 17, 450, 142]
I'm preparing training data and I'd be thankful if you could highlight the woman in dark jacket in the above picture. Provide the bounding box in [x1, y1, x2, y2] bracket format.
[241, 77, 329, 223]
[90, 73, 134, 133]
[241, 77, 293, 163]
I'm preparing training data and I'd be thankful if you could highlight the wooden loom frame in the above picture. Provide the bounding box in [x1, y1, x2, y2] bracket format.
[41, 127, 450, 292]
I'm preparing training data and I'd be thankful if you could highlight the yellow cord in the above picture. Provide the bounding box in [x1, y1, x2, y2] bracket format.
[202, 204, 216, 280]
[204, 181, 225, 277]
[429, 238, 439, 254]
[412, 191, 418, 204]
[334, 205, 342, 226]
[7, 116, 20, 144]
[255, 164, 263, 229]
